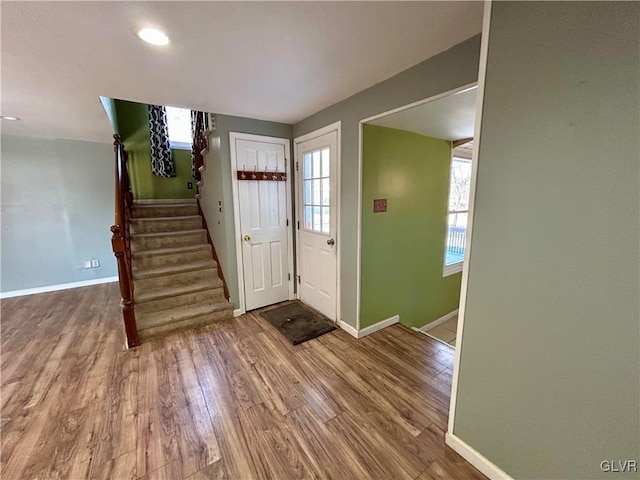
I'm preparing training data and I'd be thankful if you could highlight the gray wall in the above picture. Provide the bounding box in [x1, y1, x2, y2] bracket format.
[293, 34, 481, 328]
[199, 115, 292, 308]
[1, 135, 117, 292]
[453, 3, 639, 479]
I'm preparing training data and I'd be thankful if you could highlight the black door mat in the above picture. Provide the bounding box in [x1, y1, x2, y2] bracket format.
[260, 301, 336, 345]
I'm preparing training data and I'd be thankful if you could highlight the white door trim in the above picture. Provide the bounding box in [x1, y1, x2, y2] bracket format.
[447, 0, 492, 438]
[229, 132, 294, 315]
[294, 121, 342, 323]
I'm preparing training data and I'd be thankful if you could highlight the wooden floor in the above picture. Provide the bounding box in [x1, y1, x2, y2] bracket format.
[0, 283, 485, 480]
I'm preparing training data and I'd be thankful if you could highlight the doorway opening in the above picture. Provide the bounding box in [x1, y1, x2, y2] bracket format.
[358, 85, 477, 348]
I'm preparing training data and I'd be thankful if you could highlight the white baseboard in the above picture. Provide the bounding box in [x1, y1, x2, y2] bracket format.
[419, 308, 459, 332]
[357, 314, 399, 338]
[445, 433, 513, 480]
[133, 198, 196, 204]
[1, 276, 119, 299]
[338, 320, 359, 338]
[233, 308, 244, 317]
[339, 315, 400, 339]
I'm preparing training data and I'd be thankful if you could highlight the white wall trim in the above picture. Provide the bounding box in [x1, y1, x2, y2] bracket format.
[418, 309, 459, 332]
[294, 121, 341, 144]
[133, 198, 196, 204]
[356, 123, 363, 332]
[338, 319, 359, 338]
[443, 261, 464, 277]
[233, 308, 244, 317]
[445, 433, 513, 480]
[356, 314, 399, 338]
[293, 121, 342, 324]
[356, 83, 478, 334]
[229, 132, 294, 314]
[1, 276, 118, 299]
[448, 0, 493, 435]
[361, 83, 478, 126]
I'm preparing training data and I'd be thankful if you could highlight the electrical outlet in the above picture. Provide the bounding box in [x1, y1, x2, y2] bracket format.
[83, 260, 92, 269]
[187, 182, 193, 189]
[91, 259, 100, 268]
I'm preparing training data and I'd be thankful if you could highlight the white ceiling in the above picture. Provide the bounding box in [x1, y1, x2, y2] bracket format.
[1, 1, 483, 143]
[368, 86, 477, 140]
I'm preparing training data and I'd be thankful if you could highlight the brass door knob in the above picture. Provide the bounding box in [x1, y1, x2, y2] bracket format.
[243, 235, 251, 242]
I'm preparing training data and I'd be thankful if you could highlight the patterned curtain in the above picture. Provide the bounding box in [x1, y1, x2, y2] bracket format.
[190, 110, 198, 179]
[148, 105, 176, 178]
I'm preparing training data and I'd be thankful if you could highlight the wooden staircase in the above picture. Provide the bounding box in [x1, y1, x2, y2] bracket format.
[129, 201, 233, 342]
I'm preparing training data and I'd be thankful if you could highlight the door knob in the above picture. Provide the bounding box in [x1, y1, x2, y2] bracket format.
[327, 238, 335, 246]
[243, 235, 251, 242]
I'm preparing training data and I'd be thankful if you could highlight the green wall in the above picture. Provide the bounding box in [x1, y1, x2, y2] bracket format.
[293, 35, 481, 328]
[361, 125, 461, 329]
[114, 100, 195, 200]
[452, 2, 639, 479]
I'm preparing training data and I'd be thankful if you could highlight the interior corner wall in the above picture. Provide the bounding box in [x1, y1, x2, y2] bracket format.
[452, 2, 639, 479]
[1, 135, 117, 292]
[361, 124, 461, 329]
[113, 100, 195, 200]
[198, 114, 292, 309]
[99, 96, 119, 134]
[293, 34, 481, 328]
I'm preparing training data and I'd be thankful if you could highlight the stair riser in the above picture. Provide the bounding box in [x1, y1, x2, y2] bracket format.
[131, 231, 207, 251]
[138, 308, 233, 342]
[132, 205, 199, 218]
[132, 248, 214, 271]
[130, 217, 202, 234]
[136, 288, 227, 315]
[135, 268, 219, 291]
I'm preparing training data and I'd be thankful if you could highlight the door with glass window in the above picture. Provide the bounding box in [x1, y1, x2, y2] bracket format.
[296, 130, 338, 320]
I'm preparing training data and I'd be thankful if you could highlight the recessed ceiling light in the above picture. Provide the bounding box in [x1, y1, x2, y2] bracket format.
[136, 27, 169, 46]
[0, 116, 20, 121]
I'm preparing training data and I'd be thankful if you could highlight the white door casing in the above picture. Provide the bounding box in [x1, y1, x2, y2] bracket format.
[294, 123, 341, 321]
[230, 133, 294, 313]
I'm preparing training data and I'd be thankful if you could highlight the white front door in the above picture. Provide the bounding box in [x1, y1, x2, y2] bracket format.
[233, 135, 292, 311]
[295, 127, 339, 321]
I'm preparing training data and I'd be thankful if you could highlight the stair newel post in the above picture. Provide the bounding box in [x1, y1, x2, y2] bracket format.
[111, 134, 139, 348]
[111, 225, 139, 347]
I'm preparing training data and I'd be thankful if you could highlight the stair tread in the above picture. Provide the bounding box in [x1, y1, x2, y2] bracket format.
[131, 229, 205, 239]
[132, 201, 196, 207]
[131, 215, 202, 222]
[131, 243, 211, 258]
[137, 301, 233, 330]
[133, 260, 216, 280]
[135, 278, 223, 303]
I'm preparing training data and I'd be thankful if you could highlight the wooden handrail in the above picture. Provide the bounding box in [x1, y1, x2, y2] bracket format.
[110, 134, 139, 348]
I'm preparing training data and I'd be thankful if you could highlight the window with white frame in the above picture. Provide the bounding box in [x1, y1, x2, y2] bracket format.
[444, 143, 473, 276]
[165, 106, 192, 149]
